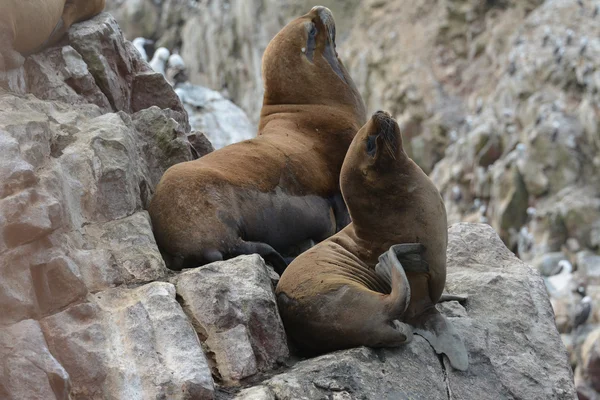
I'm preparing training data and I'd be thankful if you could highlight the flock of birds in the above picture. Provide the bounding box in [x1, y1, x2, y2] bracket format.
[132, 37, 187, 85]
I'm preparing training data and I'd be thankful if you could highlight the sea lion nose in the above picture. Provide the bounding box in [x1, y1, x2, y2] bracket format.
[374, 110, 391, 118]
[311, 5, 333, 17]
[311, 6, 336, 39]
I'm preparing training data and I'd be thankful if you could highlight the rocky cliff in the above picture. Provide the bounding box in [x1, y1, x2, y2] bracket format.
[0, 3, 586, 400]
[105, 0, 600, 395]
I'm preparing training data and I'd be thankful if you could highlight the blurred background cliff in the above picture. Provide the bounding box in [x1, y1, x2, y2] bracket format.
[107, 0, 600, 394]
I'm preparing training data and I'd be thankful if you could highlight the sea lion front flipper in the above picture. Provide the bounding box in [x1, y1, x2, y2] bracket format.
[390, 243, 429, 273]
[412, 309, 469, 371]
[233, 240, 288, 275]
[375, 246, 411, 317]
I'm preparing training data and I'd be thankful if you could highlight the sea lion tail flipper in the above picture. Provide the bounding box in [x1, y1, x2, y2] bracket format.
[375, 246, 411, 317]
[233, 241, 287, 275]
[412, 309, 469, 371]
[390, 243, 429, 273]
[438, 293, 468, 303]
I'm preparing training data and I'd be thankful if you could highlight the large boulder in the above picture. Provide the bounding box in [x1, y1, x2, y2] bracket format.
[237, 224, 575, 399]
[40, 282, 214, 400]
[174, 255, 289, 385]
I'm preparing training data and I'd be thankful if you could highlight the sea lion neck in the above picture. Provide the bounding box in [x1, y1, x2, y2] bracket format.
[331, 224, 398, 267]
[258, 103, 365, 134]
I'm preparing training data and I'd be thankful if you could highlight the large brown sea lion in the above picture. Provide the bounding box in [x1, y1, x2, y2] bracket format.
[0, 0, 106, 71]
[149, 6, 366, 273]
[276, 111, 469, 371]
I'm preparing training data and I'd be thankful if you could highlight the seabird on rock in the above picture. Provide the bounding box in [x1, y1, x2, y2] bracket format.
[168, 54, 185, 69]
[566, 29, 574, 46]
[546, 260, 574, 295]
[132, 37, 152, 61]
[580, 37, 589, 55]
[149, 47, 170, 76]
[573, 296, 593, 330]
[132, 38, 149, 61]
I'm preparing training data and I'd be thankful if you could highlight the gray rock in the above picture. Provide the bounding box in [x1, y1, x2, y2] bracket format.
[130, 106, 194, 191]
[40, 282, 214, 400]
[70, 211, 168, 291]
[174, 255, 289, 385]
[577, 251, 600, 284]
[0, 319, 70, 400]
[174, 83, 255, 149]
[68, 13, 136, 112]
[245, 342, 447, 400]
[187, 131, 215, 157]
[130, 72, 188, 120]
[24, 46, 112, 111]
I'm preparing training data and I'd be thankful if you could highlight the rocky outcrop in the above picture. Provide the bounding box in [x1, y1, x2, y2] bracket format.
[174, 255, 288, 385]
[235, 224, 575, 400]
[0, 12, 214, 400]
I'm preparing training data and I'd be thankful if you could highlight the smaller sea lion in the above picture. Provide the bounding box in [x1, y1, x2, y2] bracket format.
[276, 111, 468, 371]
[0, 0, 106, 71]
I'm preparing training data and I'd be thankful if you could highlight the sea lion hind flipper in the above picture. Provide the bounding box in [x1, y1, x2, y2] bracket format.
[375, 246, 411, 317]
[389, 243, 429, 273]
[233, 241, 287, 274]
[412, 309, 469, 371]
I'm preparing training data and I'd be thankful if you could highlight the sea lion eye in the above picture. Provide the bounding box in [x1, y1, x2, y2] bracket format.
[366, 135, 377, 157]
[309, 23, 318, 38]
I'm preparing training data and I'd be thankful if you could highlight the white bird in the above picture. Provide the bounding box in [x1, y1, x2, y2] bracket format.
[132, 37, 150, 61]
[546, 260, 573, 295]
[149, 47, 170, 76]
[168, 54, 185, 69]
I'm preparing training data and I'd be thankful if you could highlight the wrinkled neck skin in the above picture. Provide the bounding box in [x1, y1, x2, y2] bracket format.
[258, 103, 364, 136]
[337, 157, 416, 266]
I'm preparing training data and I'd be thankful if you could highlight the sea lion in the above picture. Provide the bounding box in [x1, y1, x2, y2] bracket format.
[149, 6, 366, 273]
[276, 111, 469, 371]
[0, 0, 106, 71]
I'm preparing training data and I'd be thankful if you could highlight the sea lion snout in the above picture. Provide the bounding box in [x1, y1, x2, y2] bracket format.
[310, 6, 336, 43]
[370, 111, 399, 151]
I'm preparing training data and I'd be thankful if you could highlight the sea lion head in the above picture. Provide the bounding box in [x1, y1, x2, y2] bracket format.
[340, 111, 409, 228]
[261, 6, 364, 114]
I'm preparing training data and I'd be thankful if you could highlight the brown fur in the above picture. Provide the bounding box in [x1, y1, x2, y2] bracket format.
[149, 6, 366, 272]
[0, 0, 105, 71]
[276, 111, 449, 354]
